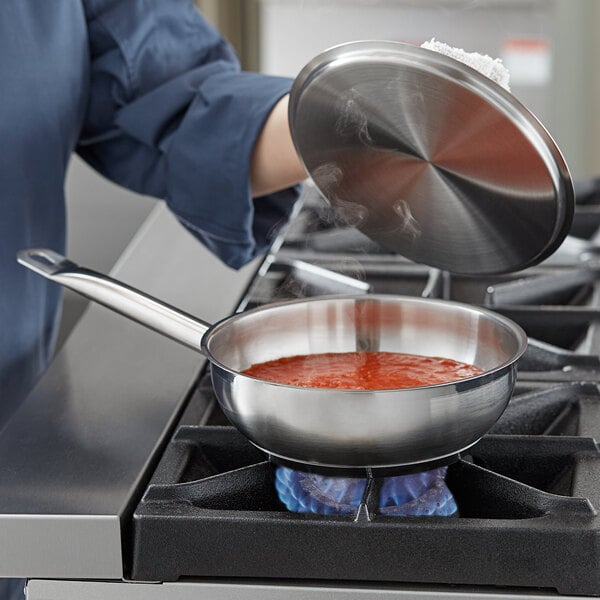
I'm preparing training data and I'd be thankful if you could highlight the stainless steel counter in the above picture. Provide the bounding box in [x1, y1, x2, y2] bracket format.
[0, 204, 260, 579]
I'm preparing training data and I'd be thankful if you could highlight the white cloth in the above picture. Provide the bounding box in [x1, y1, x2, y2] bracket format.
[421, 38, 511, 91]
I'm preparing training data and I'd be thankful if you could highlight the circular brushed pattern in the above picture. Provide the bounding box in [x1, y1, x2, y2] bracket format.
[290, 41, 574, 275]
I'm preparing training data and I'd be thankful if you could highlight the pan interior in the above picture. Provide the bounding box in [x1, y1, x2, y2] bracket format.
[205, 296, 524, 379]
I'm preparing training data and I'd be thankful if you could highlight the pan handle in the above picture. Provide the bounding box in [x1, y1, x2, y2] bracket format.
[17, 248, 211, 353]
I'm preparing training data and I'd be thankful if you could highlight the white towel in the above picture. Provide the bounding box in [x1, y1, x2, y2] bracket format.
[421, 38, 510, 91]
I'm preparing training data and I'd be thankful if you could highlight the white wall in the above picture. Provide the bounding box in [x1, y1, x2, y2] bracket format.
[258, 0, 600, 180]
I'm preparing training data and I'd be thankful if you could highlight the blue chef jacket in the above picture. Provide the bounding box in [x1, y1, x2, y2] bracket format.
[0, 0, 299, 438]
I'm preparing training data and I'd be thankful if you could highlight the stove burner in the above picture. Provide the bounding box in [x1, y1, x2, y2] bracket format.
[275, 466, 457, 516]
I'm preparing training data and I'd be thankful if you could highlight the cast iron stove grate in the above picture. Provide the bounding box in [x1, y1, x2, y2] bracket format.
[130, 380, 600, 596]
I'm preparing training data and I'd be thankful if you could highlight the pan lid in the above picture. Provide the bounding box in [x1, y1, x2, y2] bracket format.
[289, 41, 574, 275]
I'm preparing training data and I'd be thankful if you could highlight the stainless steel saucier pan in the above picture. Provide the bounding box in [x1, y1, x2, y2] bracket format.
[18, 248, 527, 473]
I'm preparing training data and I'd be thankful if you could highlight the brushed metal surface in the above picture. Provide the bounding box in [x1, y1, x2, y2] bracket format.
[0, 205, 260, 578]
[290, 41, 574, 275]
[26, 579, 586, 600]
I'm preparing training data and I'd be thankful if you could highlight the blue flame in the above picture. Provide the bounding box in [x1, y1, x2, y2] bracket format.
[275, 466, 457, 517]
[275, 466, 366, 514]
[379, 468, 457, 516]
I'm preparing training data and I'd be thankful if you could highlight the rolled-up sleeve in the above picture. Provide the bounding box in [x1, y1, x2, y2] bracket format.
[78, 0, 300, 268]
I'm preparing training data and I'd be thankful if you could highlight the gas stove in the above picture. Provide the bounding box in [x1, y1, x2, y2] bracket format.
[8, 186, 600, 599]
[123, 189, 600, 597]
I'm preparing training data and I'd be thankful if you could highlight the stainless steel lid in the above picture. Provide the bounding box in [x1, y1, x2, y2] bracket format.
[289, 41, 574, 275]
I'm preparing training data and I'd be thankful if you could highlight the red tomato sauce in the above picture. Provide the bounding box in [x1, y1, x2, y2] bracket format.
[242, 351, 484, 390]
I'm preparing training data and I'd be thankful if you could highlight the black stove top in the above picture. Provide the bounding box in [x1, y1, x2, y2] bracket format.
[130, 192, 600, 596]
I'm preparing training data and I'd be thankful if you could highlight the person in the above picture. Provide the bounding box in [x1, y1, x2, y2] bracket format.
[0, 2, 306, 598]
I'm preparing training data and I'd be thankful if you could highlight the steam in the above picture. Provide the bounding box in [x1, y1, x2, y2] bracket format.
[312, 163, 343, 196]
[393, 199, 421, 240]
[335, 88, 373, 146]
